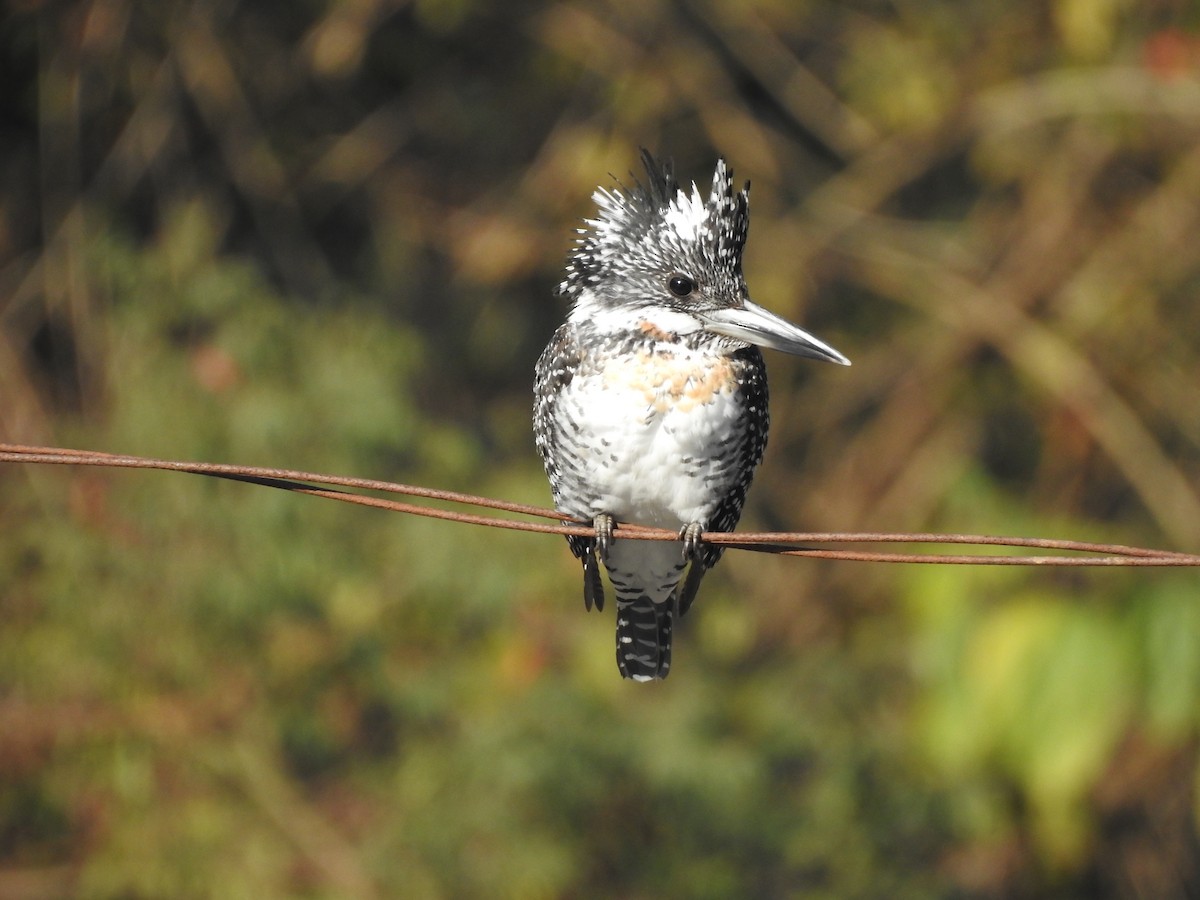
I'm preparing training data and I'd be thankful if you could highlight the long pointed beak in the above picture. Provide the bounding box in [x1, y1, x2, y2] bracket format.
[699, 300, 851, 365]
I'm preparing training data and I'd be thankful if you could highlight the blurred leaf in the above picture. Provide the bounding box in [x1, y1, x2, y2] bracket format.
[1054, 0, 1123, 61]
[1139, 581, 1200, 739]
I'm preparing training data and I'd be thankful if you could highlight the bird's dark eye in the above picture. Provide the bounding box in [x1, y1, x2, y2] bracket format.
[667, 274, 696, 297]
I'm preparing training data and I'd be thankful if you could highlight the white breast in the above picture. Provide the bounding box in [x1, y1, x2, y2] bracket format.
[554, 345, 745, 529]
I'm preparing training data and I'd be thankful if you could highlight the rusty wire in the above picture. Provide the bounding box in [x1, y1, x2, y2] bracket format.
[1, 442, 1198, 567]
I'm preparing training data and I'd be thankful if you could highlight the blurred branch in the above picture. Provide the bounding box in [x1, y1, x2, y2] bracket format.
[974, 66, 1200, 135]
[172, 10, 334, 293]
[216, 741, 380, 899]
[838, 230, 1200, 548]
[0, 330, 52, 444]
[36, 11, 100, 411]
[695, 5, 879, 158]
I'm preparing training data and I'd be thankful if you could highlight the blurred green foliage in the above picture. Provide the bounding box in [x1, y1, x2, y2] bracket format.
[2, 0, 1200, 897]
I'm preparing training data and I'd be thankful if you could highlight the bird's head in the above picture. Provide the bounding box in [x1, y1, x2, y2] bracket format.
[560, 151, 850, 366]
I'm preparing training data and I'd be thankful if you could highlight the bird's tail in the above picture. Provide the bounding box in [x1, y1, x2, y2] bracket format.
[615, 594, 672, 681]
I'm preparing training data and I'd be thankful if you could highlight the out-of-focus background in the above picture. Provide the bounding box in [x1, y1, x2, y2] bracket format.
[2, 0, 1199, 896]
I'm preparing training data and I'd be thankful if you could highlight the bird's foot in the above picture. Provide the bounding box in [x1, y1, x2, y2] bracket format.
[593, 513, 615, 562]
[679, 522, 703, 561]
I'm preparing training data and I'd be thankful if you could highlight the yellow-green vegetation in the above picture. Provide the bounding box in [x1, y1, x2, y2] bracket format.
[3, 1, 1199, 896]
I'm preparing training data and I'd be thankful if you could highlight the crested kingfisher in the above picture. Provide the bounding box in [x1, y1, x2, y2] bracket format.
[534, 151, 850, 681]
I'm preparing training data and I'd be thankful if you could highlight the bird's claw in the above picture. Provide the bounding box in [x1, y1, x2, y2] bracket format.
[679, 522, 703, 561]
[593, 513, 615, 561]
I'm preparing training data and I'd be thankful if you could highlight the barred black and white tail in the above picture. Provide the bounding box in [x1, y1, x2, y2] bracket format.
[615, 594, 672, 681]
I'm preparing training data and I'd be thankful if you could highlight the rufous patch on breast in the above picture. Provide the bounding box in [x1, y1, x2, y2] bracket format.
[602, 349, 736, 413]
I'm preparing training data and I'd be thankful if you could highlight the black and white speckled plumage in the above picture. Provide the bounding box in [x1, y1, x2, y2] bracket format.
[534, 151, 848, 681]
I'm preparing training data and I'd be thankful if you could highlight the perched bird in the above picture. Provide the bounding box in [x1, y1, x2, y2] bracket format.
[534, 151, 849, 681]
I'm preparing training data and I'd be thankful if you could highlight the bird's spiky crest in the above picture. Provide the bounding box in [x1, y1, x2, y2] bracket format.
[559, 151, 750, 299]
